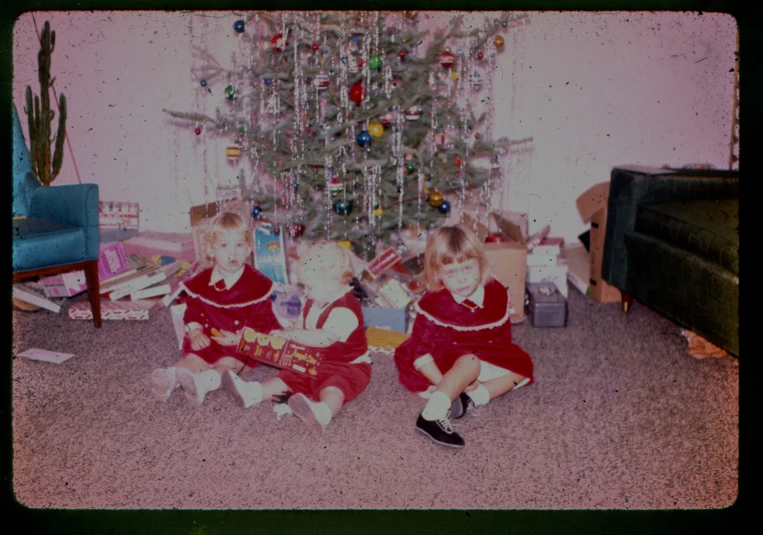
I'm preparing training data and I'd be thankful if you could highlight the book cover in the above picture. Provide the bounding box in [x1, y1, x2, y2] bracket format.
[123, 231, 194, 253]
[236, 327, 321, 377]
[12, 283, 64, 313]
[40, 242, 131, 297]
[68, 298, 163, 320]
[253, 225, 289, 285]
[129, 282, 172, 300]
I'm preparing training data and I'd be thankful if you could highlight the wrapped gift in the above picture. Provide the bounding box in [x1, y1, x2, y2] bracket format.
[68, 298, 162, 320]
[363, 247, 403, 280]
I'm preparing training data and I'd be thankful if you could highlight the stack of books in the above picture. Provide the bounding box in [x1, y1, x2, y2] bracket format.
[12, 281, 68, 313]
[100, 256, 183, 301]
[526, 237, 569, 298]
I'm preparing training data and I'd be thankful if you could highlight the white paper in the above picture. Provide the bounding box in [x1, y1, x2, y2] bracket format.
[17, 348, 75, 364]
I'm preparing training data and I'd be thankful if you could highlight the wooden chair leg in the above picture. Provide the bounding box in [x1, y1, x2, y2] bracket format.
[622, 292, 633, 313]
[83, 259, 102, 328]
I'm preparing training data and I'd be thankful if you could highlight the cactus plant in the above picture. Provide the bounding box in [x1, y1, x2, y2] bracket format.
[24, 20, 66, 187]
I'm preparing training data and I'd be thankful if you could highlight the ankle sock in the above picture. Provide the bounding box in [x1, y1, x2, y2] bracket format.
[312, 401, 333, 427]
[466, 384, 490, 406]
[199, 369, 221, 391]
[421, 391, 451, 421]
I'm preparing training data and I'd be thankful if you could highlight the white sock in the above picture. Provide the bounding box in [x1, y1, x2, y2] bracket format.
[200, 369, 222, 391]
[312, 401, 333, 428]
[421, 391, 451, 421]
[466, 384, 490, 406]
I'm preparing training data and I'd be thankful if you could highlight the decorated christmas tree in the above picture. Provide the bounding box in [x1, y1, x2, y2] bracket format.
[164, 10, 528, 257]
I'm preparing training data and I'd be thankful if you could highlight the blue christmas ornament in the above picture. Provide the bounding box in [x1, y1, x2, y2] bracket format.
[233, 20, 245, 33]
[200, 79, 207, 87]
[264, 78, 271, 87]
[332, 199, 354, 216]
[251, 205, 262, 219]
[438, 200, 451, 214]
[356, 130, 372, 148]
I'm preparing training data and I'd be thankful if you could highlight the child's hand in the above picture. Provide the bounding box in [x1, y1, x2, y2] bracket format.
[270, 329, 293, 341]
[210, 329, 241, 347]
[188, 329, 211, 351]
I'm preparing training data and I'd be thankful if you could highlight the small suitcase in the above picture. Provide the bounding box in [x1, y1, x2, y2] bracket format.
[525, 282, 568, 327]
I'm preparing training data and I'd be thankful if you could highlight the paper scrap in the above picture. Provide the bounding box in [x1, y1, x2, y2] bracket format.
[16, 348, 75, 364]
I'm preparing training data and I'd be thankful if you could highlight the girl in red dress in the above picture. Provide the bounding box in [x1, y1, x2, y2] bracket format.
[394, 224, 534, 448]
[150, 212, 281, 406]
[222, 241, 371, 432]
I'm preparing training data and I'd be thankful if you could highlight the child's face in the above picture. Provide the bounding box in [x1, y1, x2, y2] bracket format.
[438, 258, 480, 298]
[298, 265, 343, 306]
[211, 230, 251, 277]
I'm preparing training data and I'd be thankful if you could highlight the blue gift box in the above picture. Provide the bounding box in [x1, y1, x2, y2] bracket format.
[362, 306, 408, 333]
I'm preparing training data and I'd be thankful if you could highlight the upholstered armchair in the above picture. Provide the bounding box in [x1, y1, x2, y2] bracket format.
[601, 166, 739, 356]
[11, 103, 102, 327]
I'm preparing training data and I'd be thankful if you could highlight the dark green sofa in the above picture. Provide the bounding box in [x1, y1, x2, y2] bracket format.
[601, 166, 739, 356]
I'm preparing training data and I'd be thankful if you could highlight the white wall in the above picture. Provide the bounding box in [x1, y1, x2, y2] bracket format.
[13, 11, 737, 242]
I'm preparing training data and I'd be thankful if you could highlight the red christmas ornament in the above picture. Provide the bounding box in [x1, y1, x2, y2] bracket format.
[399, 50, 407, 59]
[477, 51, 484, 60]
[440, 50, 456, 68]
[455, 157, 463, 167]
[271, 33, 287, 52]
[311, 42, 319, 52]
[287, 224, 306, 238]
[357, 58, 364, 69]
[485, 233, 505, 243]
[475, 133, 481, 140]
[349, 81, 364, 104]
[194, 128, 201, 136]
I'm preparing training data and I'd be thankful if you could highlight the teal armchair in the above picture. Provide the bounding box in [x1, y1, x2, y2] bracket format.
[11, 103, 102, 327]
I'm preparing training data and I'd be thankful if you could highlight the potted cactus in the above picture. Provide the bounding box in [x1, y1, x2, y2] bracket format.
[24, 20, 66, 187]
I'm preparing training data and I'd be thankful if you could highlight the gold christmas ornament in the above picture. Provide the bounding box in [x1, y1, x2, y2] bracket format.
[494, 35, 505, 49]
[338, 239, 352, 250]
[428, 191, 444, 207]
[404, 11, 418, 19]
[451, 70, 459, 80]
[225, 146, 242, 159]
[374, 207, 384, 217]
[368, 121, 384, 138]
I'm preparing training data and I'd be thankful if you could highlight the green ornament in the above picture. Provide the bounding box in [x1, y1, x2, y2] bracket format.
[502, 19, 508, 27]
[239, 126, 246, 134]
[369, 55, 382, 70]
[225, 84, 237, 100]
[405, 162, 416, 173]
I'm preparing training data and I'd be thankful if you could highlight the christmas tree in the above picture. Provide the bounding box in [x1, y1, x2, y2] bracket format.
[164, 10, 528, 257]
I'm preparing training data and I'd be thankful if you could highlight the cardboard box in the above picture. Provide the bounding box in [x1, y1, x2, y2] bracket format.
[576, 183, 621, 303]
[483, 241, 527, 322]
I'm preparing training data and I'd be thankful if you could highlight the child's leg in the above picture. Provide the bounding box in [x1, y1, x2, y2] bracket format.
[151, 353, 209, 402]
[222, 371, 292, 409]
[480, 369, 530, 400]
[288, 386, 344, 433]
[175, 356, 242, 407]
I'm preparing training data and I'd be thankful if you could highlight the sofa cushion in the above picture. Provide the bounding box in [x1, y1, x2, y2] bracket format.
[635, 199, 738, 275]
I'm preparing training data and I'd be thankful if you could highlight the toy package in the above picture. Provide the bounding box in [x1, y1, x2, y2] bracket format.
[236, 327, 321, 376]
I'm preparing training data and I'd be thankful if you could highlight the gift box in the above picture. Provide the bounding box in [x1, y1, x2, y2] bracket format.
[99, 201, 139, 231]
[362, 305, 408, 333]
[68, 298, 163, 321]
[40, 241, 130, 298]
[236, 327, 321, 376]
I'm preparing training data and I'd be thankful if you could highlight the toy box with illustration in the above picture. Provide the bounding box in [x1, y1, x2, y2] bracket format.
[236, 327, 320, 376]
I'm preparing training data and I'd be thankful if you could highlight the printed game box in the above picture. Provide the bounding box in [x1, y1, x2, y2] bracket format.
[236, 327, 321, 377]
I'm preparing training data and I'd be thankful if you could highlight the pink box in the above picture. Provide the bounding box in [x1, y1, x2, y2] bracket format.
[68, 298, 163, 320]
[99, 201, 139, 230]
[40, 242, 130, 297]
